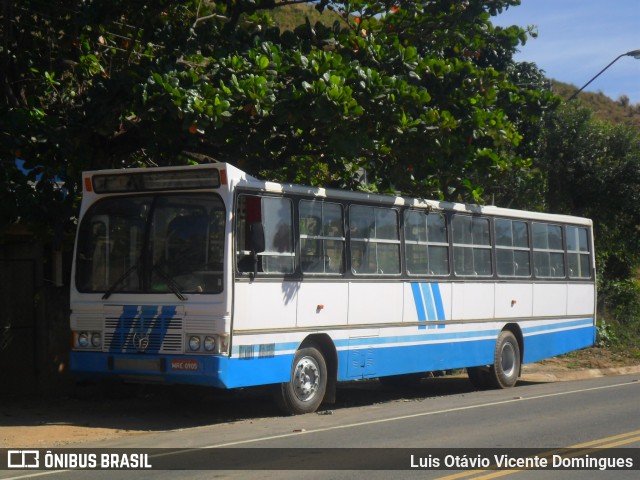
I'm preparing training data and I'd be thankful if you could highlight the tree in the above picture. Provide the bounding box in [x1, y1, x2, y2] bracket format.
[541, 103, 640, 280]
[1, 0, 553, 241]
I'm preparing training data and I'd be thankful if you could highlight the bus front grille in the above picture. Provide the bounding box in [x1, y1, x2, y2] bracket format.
[103, 316, 183, 354]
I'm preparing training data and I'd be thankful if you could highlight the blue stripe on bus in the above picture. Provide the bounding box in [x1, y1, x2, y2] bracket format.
[110, 305, 140, 353]
[521, 318, 593, 335]
[109, 305, 178, 354]
[410, 283, 427, 327]
[229, 328, 501, 355]
[71, 321, 596, 388]
[229, 318, 595, 355]
[421, 283, 436, 323]
[431, 283, 446, 322]
[411, 282, 446, 328]
[140, 305, 160, 353]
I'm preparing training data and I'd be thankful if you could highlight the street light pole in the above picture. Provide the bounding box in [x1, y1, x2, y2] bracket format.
[567, 49, 640, 101]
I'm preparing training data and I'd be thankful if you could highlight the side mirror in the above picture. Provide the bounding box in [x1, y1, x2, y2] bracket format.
[248, 223, 265, 280]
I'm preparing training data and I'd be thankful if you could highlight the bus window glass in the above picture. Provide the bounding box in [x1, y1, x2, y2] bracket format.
[262, 197, 295, 273]
[76, 196, 148, 292]
[350, 206, 400, 275]
[567, 226, 591, 278]
[76, 194, 225, 294]
[532, 223, 565, 278]
[495, 219, 530, 277]
[300, 200, 345, 274]
[452, 215, 492, 276]
[513, 221, 529, 248]
[404, 210, 449, 276]
[150, 196, 225, 293]
[236, 195, 294, 274]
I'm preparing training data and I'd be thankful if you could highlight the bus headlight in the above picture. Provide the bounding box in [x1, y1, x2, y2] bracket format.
[91, 332, 102, 348]
[188, 336, 201, 351]
[78, 332, 90, 348]
[204, 336, 216, 352]
[74, 330, 102, 350]
[186, 334, 227, 354]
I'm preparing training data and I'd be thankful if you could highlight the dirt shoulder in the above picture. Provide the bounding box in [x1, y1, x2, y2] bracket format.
[3, 347, 639, 448]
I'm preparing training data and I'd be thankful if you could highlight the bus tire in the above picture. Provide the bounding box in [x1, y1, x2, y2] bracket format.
[274, 345, 327, 415]
[490, 330, 521, 389]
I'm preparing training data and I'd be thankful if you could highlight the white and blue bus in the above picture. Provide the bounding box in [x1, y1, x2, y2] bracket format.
[70, 163, 596, 414]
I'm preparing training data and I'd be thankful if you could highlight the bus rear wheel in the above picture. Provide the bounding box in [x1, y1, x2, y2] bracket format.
[274, 345, 327, 415]
[466, 366, 491, 390]
[490, 330, 521, 389]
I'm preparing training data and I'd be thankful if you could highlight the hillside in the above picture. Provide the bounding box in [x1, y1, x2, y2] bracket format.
[268, 3, 347, 32]
[552, 80, 640, 129]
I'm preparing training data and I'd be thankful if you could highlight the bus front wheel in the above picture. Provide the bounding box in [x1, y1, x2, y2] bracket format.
[274, 345, 327, 415]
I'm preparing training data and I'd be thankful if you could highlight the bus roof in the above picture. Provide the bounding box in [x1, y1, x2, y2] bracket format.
[83, 162, 592, 226]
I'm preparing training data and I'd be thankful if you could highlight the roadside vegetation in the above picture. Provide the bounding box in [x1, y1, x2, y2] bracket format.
[1, 1, 639, 360]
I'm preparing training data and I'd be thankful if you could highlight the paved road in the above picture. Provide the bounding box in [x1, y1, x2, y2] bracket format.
[2, 373, 639, 479]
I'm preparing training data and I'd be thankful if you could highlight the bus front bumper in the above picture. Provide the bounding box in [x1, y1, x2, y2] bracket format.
[69, 351, 292, 389]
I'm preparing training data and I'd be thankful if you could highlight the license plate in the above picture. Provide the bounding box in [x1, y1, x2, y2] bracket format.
[170, 359, 199, 371]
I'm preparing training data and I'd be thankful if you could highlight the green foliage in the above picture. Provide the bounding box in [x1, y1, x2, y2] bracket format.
[2, 0, 639, 349]
[598, 279, 640, 350]
[2, 0, 553, 242]
[539, 105, 640, 281]
[535, 103, 640, 348]
[595, 319, 618, 348]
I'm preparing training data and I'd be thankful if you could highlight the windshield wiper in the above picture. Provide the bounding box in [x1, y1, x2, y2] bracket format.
[102, 264, 138, 300]
[151, 264, 187, 301]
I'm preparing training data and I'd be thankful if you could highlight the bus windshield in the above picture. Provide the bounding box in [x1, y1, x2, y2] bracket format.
[75, 193, 225, 296]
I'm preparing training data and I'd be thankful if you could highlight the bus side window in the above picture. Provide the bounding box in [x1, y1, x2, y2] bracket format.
[404, 210, 449, 276]
[236, 195, 263, 273]
[495, 219, 531, 278]
[300, 200, 345, 274]
[350, 205, 400, 275]
[261, 197, 294, 274]
[452, 215, 492, 277]
[532, 223, 565, 278]
[236, 195, 294, 275]
[567, 226, 591, 278]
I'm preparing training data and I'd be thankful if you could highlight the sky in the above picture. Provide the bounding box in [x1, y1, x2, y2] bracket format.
[492, 0, 640, 104]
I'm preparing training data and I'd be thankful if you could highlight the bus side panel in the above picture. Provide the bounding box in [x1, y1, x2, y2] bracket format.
[451, 283, 495, 320]
[297, 281, 348, 327]
[337, 338, 496, 381]
[567, 283, 596, 315]
[522, 321, 596, 364]
[348, 282, 403, 325]
[335, 317, 596, 381]
[233, 282, 297, 330]
[335, 325, 500, 380]
[533, 283, 567, 317]
[495, 283, 534, 318]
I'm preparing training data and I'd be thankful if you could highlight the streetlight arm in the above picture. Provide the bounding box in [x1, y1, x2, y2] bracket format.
[567, 49, 640, 101]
